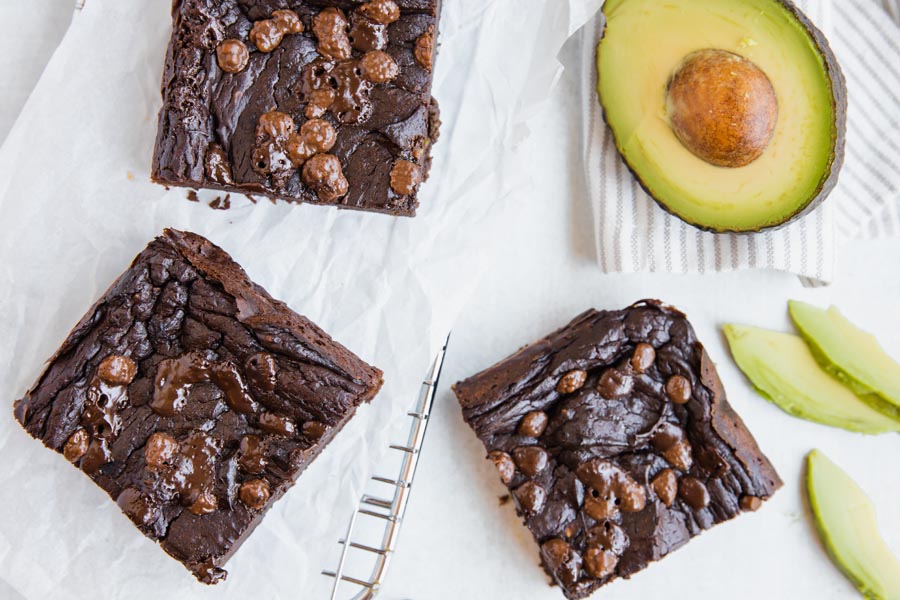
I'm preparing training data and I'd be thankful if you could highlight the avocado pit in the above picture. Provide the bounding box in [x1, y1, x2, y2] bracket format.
[666, 49, 778, 168]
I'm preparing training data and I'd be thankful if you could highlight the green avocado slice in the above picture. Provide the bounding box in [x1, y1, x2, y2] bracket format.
[789, 301, 900, 421]
[723, 324, 900, 434]
[597, 0, 846, 232]
[806, 450, 900, 600]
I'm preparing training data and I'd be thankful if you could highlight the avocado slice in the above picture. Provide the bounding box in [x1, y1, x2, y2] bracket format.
[597, 0, 846, 232]
[723, 324, 900, 434]
[789, 301, 900, 421]
[806, 450, 900, 599]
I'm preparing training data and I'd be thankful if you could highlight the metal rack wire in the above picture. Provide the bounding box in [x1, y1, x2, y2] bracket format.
[322, 341, 447, 599]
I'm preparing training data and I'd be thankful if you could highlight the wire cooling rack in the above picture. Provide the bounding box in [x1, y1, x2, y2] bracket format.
[322, 341, 447, 599]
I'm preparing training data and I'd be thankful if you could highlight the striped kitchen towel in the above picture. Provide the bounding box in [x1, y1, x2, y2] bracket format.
[581, 0, 900, 284]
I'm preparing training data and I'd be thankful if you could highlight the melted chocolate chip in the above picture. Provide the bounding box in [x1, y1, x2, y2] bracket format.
[249, 19, 283, 53]
[259, 412, 296, 437]
[489, 450, 515, 485]
[389, 160, 420, 195]
[63, 429, 89, 462]
[651, 423, 693, 471]
[151, 352, 258, 417]
[740, 495, 762, 512]
[98, 355, 137, 386]
[583, 546, 617, 580]
[216, 39, 249, 74]
[238, 435, 267, 474]
[302, 154, 349, 202]
[596, 369, 634, 399]
[513, 481, 546, 514]
[302, 421, 328, 440]
[312, 8, 352, 61]
[245, 352, 277, 393]
[556, 369, 587, 394]
[256, 111, 295, 142]
[272, 9, 303, 34]
[117, 488, 158, 527]
[666, 374, 692, 404]
[81, 438, 112, 475]
[205, 144, 234, 185]
[349, 13, 387, 52]
[651, 469, 678, 507]
[299, 118, 337, 154]
[541, 538, 582, 589]
[518, 410, 549, 437]
[304, 88, 336, 120]
[358, 0, 400, 24]
[679, 477, 711, 510]
[577, 458, 646, 519]
[299, 59, 373, 124]
[239, 479, 271, 510]
[414, 27, 435, 71]
[145, 431, 179, 471]
[359, 50, 399, 84]
[178, 432, 220, 515]
[587, 521, 629, 555]
[512, 446, 549, 477]
[630, 343, 656, 373]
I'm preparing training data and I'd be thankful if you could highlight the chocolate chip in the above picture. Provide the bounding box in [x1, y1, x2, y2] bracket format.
[63, 429, 89, 462]
[540, 538, 582, 589]
[239, 479, 271, 510]
[349, 13, 387, 52]
[556, 369, 587, 394]
[259, 412, 296, 437]
[257, 111, 295, 142]
[513, 481, 546, 515]
[81, 438, 112, 475]
[299, 118, 337, 154]
[245, 352, 277, 393]
[272, 9, 303, 34]
[666, 374, 692, 404]
[586, 521, 629, 555]
[389, 160, 420, 196]
[358, 0, 400, 24]
[216, 39, 249, 74]
[512, 446, 549, 477]
[630, 343, 656, 373]
[651, 469, 678, 507]
[312, 7, 352, 61]
[414, 27, 435, 71]
[302, 421, 328, 440]
[302, 154, 349, 202]
[651, 424, 693, 471]
[597, 369, 634, 399]
[249, 19, 284, 53]
[576, 458, 646, 518]
[679, 476, 710, 510]
[286, 134, 315, 167]
[304, 88, 336, 120]
[583, 546, 617, 580]
[359, 50, 399, 83]
[489, 450, 515, 485]
[740, 495, 762, 512]
[97, 355, 137, 386]
[189, 490, 218, 515]
[252, 142, 292, 177]
[205, 144, 234, 185]
[238, 434, 267, 474]
[145, 431, 179, 471]
[518, 410, 549, 437]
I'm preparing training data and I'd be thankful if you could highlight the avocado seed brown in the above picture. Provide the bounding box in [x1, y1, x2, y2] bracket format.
[666, 49, 778, 168]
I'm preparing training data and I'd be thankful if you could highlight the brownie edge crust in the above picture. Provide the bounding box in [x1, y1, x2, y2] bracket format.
[13, 229, 383, 583]
[453, 301, 782, 599]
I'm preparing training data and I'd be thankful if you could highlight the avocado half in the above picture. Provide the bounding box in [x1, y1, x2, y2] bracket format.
[806, 450, 900, 600]
[597, 0, 847, 233]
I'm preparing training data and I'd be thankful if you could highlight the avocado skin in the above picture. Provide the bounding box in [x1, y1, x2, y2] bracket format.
[789, 301, 900, 421]
[806, 450, 900, 600]
[596, 0, 847, 233]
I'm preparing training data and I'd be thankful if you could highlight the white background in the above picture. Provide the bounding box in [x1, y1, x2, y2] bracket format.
[1, 2, 898, 600]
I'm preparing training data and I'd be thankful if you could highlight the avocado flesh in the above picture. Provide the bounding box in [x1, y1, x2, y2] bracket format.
[597, 0, 842, 232]
[806, 450, 900, 600]
[789, 301, 900, 421]
[723, 325, 900, 434]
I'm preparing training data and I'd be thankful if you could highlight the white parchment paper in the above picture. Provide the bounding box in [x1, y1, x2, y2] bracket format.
[0, 1, 588, 598]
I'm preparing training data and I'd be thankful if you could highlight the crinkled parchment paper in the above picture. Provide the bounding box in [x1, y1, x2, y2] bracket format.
[0, 0, 591, 598]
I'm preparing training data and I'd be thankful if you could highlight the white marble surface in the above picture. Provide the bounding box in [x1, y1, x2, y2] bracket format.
[1, 2, 899, 600]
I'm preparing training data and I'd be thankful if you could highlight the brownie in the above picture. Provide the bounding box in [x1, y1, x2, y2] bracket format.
[453, 301, 782, 599]
[13, 229, 383, 583]
[151, 0, 441, 216]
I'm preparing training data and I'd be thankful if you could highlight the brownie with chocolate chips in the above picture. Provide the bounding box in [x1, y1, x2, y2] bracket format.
[13, 229, 383, 583]
[453, 301, 782, 599]
[151, 0, 441, 216]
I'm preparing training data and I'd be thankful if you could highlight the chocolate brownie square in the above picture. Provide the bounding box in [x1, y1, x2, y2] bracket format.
[453, 301, 782, 599]
[151, 0, 441, 216]
[13, 229, 383, 583]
